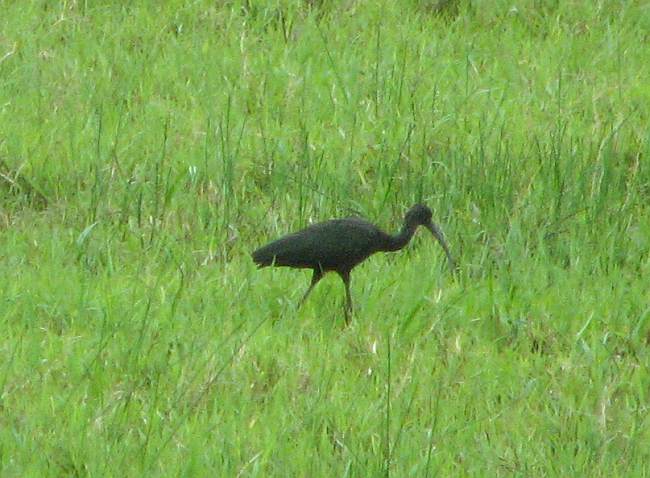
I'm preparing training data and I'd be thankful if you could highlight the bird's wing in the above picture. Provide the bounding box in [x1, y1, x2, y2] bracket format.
[252, 218, 384, 270]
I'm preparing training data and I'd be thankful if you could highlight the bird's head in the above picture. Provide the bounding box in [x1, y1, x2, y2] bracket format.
[405, 204, 433, 227]
[406, 203, 457, 274]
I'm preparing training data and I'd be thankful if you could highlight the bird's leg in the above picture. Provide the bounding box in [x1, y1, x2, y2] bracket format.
[298, 269, 323, 309]
[338, 270, 353, 324]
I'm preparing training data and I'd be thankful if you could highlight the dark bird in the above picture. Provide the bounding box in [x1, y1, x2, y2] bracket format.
[252, 204, 456, 322]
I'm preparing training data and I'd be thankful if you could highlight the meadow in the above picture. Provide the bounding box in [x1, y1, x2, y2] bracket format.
[1, 0, 649, 475]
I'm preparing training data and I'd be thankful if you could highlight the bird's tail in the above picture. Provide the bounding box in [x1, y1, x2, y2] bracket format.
[251, 249, 272, 268]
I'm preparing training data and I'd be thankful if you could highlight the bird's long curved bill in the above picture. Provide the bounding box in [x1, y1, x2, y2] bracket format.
[426, 222, 457, 274]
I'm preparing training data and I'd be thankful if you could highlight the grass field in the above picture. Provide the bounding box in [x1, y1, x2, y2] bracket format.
[1, 0, 649, 475]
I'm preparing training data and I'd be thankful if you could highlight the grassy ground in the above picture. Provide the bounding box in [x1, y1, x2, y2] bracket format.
[1, 0, 649, 475]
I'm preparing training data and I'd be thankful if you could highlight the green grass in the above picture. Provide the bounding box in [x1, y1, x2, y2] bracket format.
[1, 0, 649, 475]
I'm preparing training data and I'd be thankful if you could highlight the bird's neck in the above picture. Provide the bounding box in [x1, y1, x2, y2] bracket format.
[385, 222, 417, 251]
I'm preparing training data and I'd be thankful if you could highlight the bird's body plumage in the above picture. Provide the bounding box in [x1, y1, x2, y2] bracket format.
[252, 217, 389, 273]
